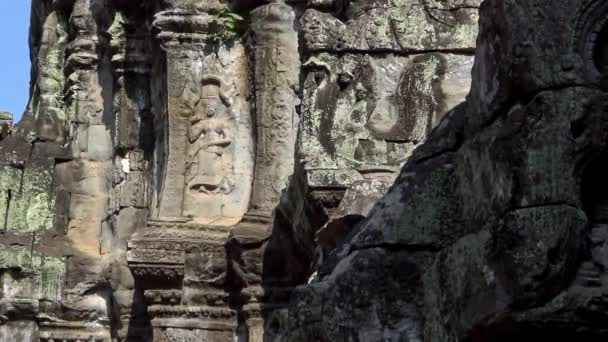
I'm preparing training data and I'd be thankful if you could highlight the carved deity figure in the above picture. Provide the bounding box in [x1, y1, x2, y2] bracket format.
[183, 78, 242, 225]
[186, 81, 233, 194]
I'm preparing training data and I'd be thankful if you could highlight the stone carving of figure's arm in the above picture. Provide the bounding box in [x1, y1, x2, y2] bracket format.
[188, 116, 205, 144]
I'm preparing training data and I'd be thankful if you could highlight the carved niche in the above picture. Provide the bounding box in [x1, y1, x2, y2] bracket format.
[183, 76, 252, 224]
[151, 20, 254, 226]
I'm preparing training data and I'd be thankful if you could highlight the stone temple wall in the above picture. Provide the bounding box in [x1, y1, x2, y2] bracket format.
[6, 0, 608, 341]
[0, 0, 478, 341]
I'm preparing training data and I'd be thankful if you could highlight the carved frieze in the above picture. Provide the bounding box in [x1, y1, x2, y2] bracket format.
[38, 322, 111, 342]
[300, 53, 472, 173]
[301, 0, 479, 52]
[128, 221, 230, 275]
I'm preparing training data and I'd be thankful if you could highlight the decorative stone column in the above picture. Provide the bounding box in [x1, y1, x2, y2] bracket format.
[44, 0, 116, 339]
[129, 1, 253, 341]
[249, 2, 301, 216]
[211, 5, 303, 341]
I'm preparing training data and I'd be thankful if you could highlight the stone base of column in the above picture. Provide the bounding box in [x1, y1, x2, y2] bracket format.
[39, 321, 111, 342]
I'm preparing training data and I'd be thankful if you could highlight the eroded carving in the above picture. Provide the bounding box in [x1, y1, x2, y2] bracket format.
[183, 77, 242, 223]
[153, 34, 253, 225]
[249, 2, 301, 215]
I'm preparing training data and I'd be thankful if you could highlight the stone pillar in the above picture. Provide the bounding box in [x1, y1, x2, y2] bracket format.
[249, 3, 301, 216]
[245, 317, 264, 342]
[154, 51, 189, 218]
[240, 5, 301, 339]
[153, 1, 218, 219]
[33, 8, 68, 143]
[128, 2, 251, 341]
[151, 1, 219, 219]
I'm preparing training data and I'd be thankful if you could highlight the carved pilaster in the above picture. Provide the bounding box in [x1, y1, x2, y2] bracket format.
[52, 0, 114, 339]
[152, 1, 210, 219]
[129, 2, 255, 339]
[152, 2, 253, 226]
[249, 3, 301, 215]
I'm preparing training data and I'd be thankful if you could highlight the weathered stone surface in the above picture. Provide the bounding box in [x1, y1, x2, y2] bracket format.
[302, 0, 480, 52]
[0, 0, 480, 340]
[315, 175, 395, 257]
[281, 1, 608, 341]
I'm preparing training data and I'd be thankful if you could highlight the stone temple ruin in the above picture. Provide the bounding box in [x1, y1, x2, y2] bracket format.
[2, 0, 608, 341]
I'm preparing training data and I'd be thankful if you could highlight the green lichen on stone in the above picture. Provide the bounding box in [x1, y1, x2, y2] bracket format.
[0, 112, 12, 121]
[369, 11, 395, 48]
[389, 0, 480, 50]
[0, 166, 22, 228]
[299, 54, 341, 169]
[6, 164, 55, 233]
[402, 54, 441, 142]
[376, 161, 461, 247]
[0, 246, 33, 298]
[31, 255, 66, 304]
[419, 55, 441, 94]
[299, 134, 337, 168]
[0, 246, 31, 270]
[387, 142, 417, 164]
[0, 248, 66, 307]
[302, 57, 332, 74]
[109, 12, 126, 47]
[453, 23, 478, 48]
[34, 11, 69, 126]
[391, 4, 437, 49]
[25, 191, 53, 231]
[422, 229, 491, 342]
[0, 165, 23, 190]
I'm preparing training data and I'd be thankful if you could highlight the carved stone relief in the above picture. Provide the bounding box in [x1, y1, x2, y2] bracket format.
[182, 74, 252, 225]
[300, 52, 473, 176]
[152, 24, 253, 225]
[158, 327, 233, 342]
[249, 2, 301, 215]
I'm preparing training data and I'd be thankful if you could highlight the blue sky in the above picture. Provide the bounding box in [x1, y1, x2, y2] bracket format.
[0, 1, 31, 123]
